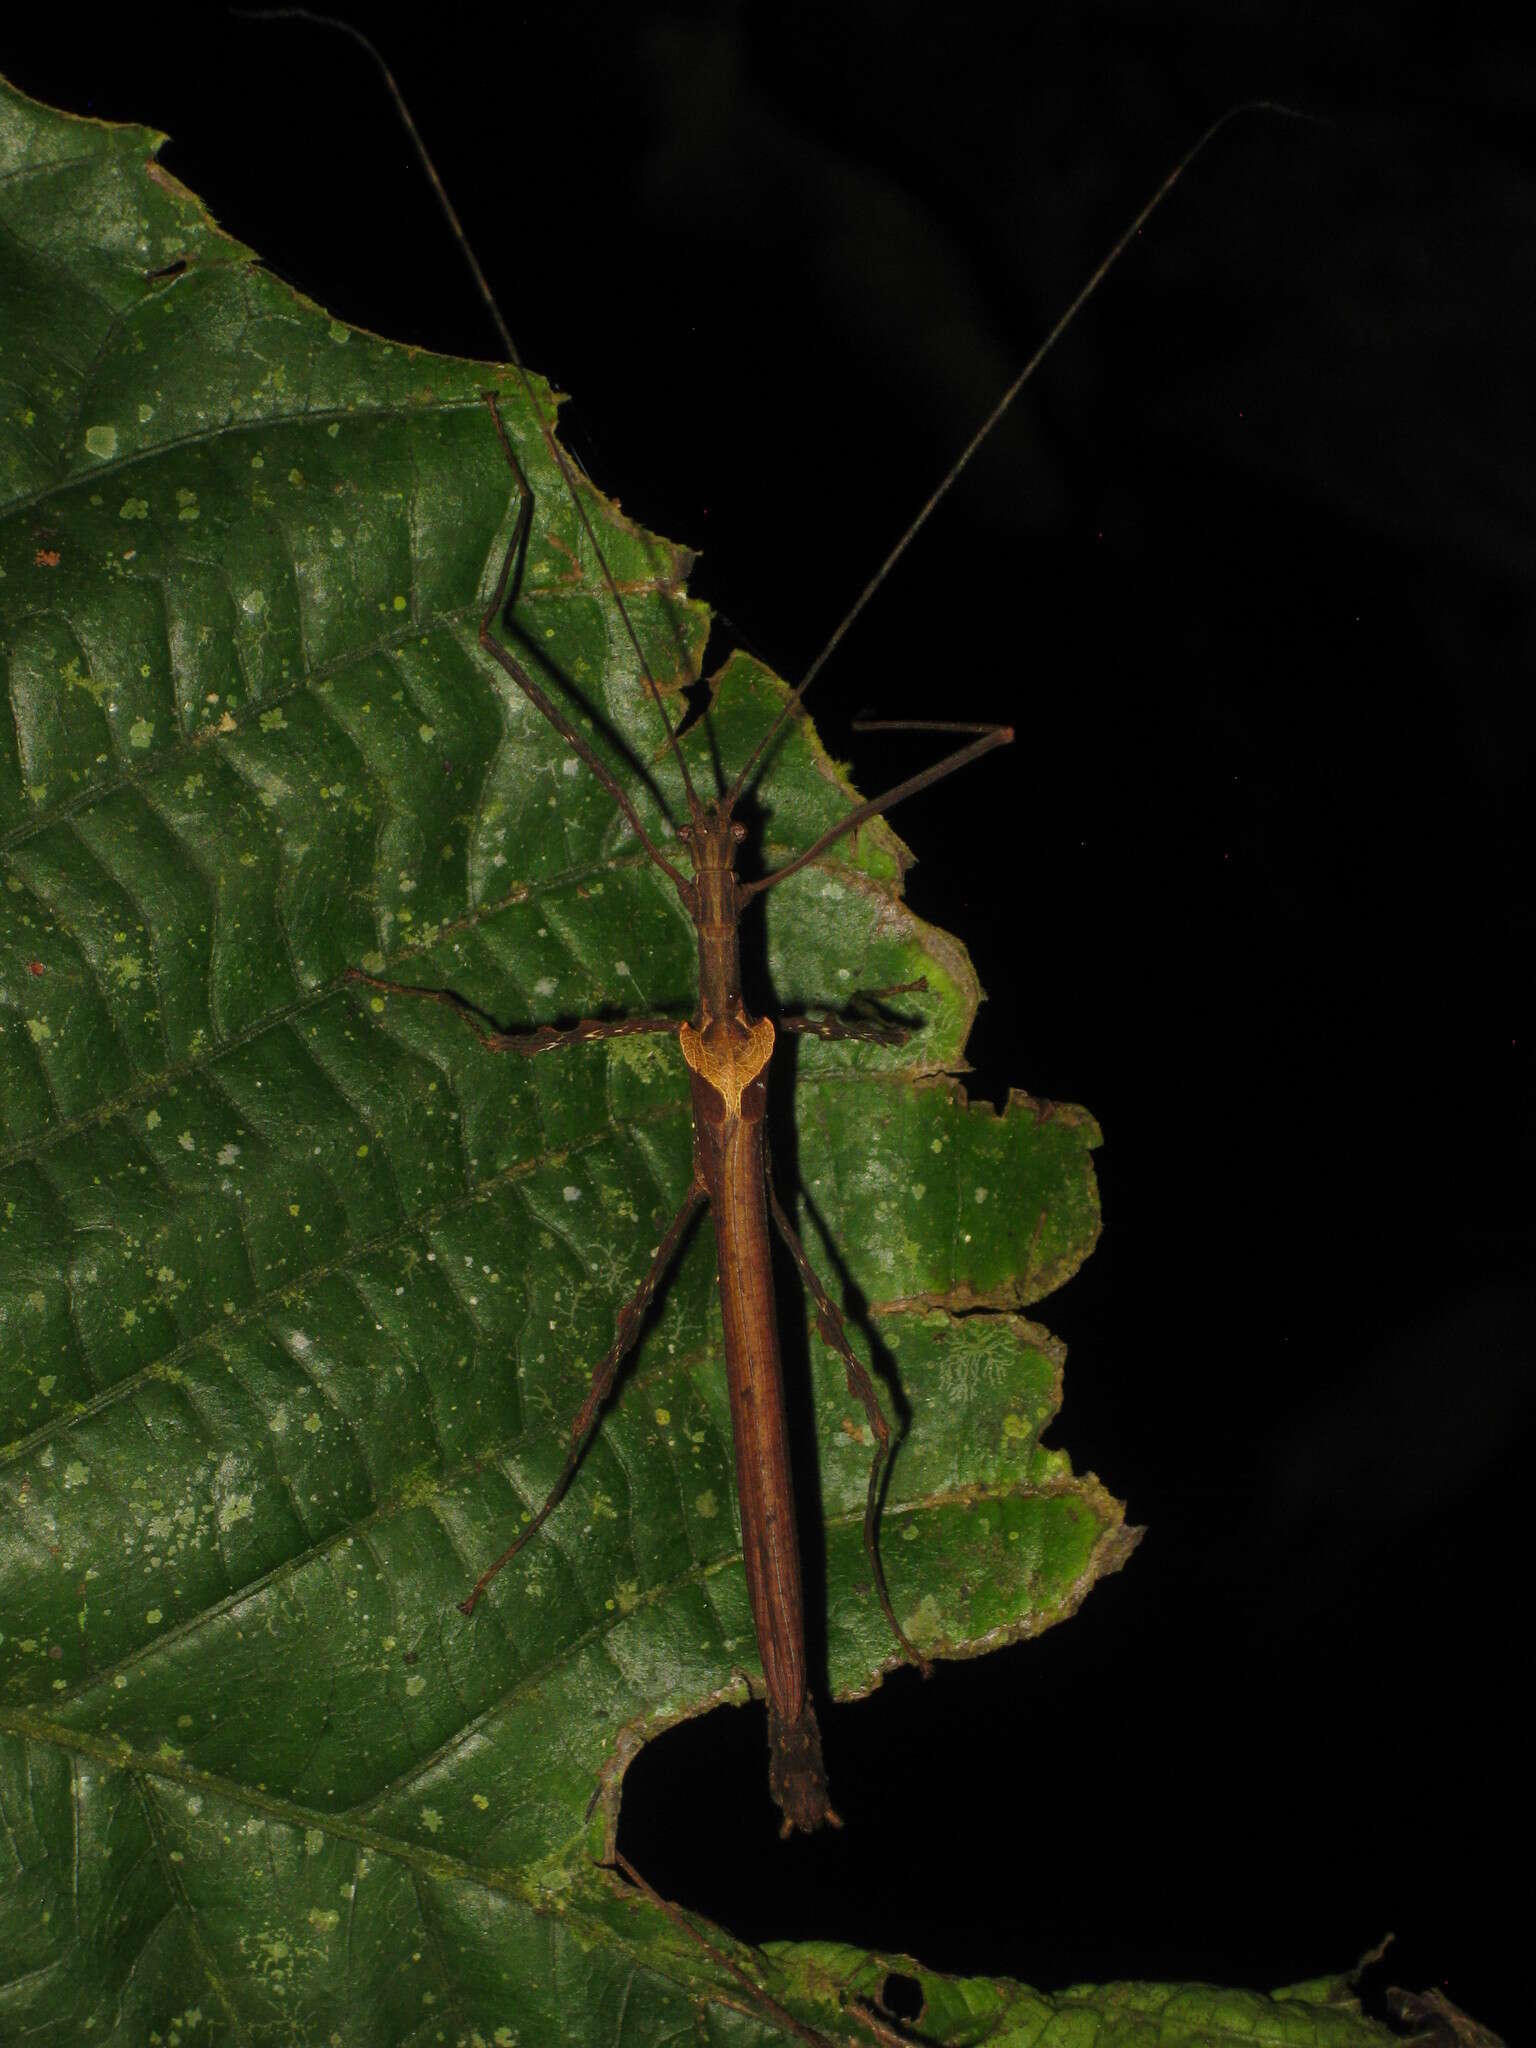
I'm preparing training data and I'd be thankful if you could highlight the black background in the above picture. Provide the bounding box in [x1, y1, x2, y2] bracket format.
[5, 6, 1529, 2038]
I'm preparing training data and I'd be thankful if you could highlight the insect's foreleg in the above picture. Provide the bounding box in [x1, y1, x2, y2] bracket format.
[459, 1180, 707, 1615]
[479, 393, 692, 893]
[765, 1176, 933, 1680]
[344, 967, 676, 1055]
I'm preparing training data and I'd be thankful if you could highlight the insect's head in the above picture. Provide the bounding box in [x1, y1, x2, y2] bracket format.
[675, 800, 748, 881]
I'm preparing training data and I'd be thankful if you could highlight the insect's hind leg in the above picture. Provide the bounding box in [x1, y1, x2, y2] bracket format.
[766, 1173, 933, 1680]
[459, 1181, 707, 1614]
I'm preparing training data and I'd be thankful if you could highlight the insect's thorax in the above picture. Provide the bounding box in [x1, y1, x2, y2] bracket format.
[680, 807, 752, 1026]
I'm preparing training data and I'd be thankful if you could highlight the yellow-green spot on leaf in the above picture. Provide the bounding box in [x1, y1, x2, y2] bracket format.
[1002, 1412, 1030, 1440]
[218, 1493, 253, 1531]
[25, 1018, 50, 1043]
[404, 1674, 426, 1698]
[418, 724, 435, 743]
[63, 1461, 88, 1489]
[146, 1609, 162, 1625]
[119, 498, 148, 520]
[419, 1808, 443, 1834]
[145, 1108, 161, 1129]
[177, 1131, 195, 1151]
[303, 1412, 322, 1433]
[394, 594, 408, 612]
[472, 1792, 490, 1811]
[84, 424, 118, 458]
[654, 1407, 670, 1426]
[120, 1308, 137, 1330]
[370, 996, 385, 1013]
[287, 468, 304, 488]
[304, 1829, 325, 1856]
[259, 709, 287, 732]
[615, 1580, 641, 1615]
[694, 1490, 717, 1519]
[327, 421, 340, 437]
[129, 718, 154, 749]
[37, 1374, 55, 1395]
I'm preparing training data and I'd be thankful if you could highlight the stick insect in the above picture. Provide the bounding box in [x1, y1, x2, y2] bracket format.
[257, 8, 1292, 1838]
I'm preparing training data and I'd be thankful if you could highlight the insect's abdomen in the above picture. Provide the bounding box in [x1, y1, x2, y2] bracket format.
[683, 1016, 834, 1831]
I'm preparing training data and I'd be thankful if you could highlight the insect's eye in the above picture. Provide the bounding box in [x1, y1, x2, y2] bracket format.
[731, 821, 747, 842]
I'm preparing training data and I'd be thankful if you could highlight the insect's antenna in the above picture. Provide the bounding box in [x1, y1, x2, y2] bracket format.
[237, 7, 704, 822]
[727, 98, 1313, 811]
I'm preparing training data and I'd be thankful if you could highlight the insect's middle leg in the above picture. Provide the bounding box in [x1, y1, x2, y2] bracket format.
[766, 1173, 933, 1679]
[345, 966, 678, 1056]
[778, 978, 929, 1049]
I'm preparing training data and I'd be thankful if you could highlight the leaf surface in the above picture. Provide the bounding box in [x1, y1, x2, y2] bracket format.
[0, 76, 1408, 2048]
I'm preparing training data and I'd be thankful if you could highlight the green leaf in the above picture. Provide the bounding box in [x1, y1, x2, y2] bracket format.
[0, 75, 1414, 2048]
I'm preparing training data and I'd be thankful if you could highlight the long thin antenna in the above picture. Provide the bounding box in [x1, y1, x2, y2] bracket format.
[726, 98, 1313, 808]
[237, 7, 703, 820]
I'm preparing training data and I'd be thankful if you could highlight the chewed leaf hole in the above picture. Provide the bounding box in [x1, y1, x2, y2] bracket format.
[879, 1971, 925, 2021]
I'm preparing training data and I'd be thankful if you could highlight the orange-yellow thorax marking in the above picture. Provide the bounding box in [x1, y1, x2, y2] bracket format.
[678, 1014, 775, 1119]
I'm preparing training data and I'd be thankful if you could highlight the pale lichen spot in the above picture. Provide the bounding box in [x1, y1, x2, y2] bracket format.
[25, 1018, 50, 1044]
[303, 1412, 322, 1433]
[561, 756, 580, 777]
[269, 1408, 289, 1436]
[404, 1673, 426, 1698]
[309, 1907, 340, 1934]
[974, 1186, 989, 1204]
[217, 1143, 240, 1166]
[217, 1492, 254, 1532]
[178, 1131, 195, 1152]
[304, 1828, 326, 1856]
[84, 424, 118, 459]
[419, 1808, 443, 1834]
[534, 976, 558, 997]
[146, 1108, 161, 1130]
[694, 1490, 717, 1519]
[417, 722, 434, 742]
[128, 718, 154, 750]
[119, 496, 148, 521]
[63, 1461, 88, 1489]
[562, 1185, 581, 1203]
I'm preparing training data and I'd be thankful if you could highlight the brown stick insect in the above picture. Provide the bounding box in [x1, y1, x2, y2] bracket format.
[260, 9, 1294, 1840]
